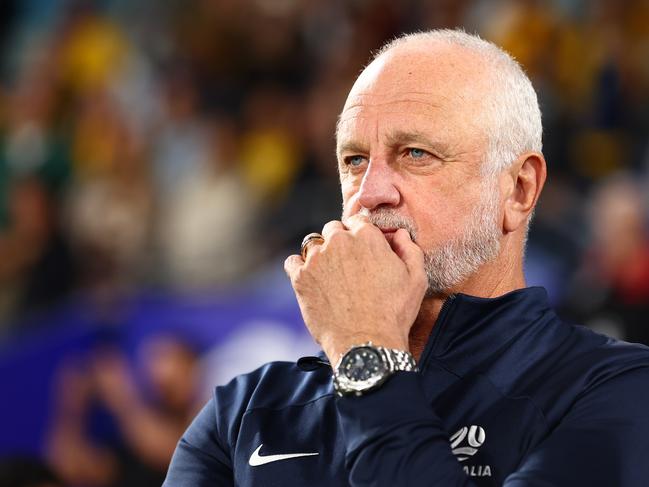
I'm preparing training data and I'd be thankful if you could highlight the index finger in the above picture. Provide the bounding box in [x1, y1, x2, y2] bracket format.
[343, 213, 376, 233]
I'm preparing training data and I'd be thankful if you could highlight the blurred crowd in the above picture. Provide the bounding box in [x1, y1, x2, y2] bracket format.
[1, 0, 649, 485]
[45, 333, 201, 486]
[1, 0, 649, 332]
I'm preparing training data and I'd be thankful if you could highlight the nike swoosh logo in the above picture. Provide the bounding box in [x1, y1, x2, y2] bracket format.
[248, 443, 319, 466]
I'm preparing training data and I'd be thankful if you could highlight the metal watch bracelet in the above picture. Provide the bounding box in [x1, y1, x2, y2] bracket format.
[384, 347, 418, 372]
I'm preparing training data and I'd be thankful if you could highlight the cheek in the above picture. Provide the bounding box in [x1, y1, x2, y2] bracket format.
[340, 178, 361, 216]
[410, 194, 470, 246]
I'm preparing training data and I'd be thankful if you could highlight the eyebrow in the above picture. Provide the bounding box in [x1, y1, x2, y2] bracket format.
[384, 130, 449, 155]
[336, 140, 368, 158]
[337, 130, 449, 158]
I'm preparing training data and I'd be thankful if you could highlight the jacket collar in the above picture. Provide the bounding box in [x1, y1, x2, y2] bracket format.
[421, 286, 560, 375]
[298, 287, 558, 374]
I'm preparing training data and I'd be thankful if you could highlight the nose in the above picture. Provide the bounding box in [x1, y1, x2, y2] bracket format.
[357, 159, 400, 210]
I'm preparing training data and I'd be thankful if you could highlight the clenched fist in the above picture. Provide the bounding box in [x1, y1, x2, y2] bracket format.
[284, 214, 428, 365]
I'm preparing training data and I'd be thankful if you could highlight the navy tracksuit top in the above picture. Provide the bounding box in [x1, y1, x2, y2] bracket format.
[163, 287, 649, 486]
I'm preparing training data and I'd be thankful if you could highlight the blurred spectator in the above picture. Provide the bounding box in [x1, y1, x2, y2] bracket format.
[239, 86, 304, 203]
[57, 8, 129, 96]
[64, 86, 152, 302]
[151, 67, 210, 199]
[0, 177, 76, 326]
[2, 50, 70, 190]
[64, 172, 151, 302]
[561, 174, 649, 343]
[157, 119, 261, 287]
[46, 333, 202, 487]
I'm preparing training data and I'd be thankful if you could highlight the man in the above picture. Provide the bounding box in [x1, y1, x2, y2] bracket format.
[163, 30, 649, 486]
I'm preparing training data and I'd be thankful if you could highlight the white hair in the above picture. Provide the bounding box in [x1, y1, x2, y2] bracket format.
[374, 29, 543, 176]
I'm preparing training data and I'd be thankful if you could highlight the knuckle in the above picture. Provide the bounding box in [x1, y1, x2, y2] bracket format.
[322, 220, 343, 237]
[355, 213, 370, 225]
[284, 256, 297, 273]
[355, 221, 378, 237]
[327, 228, 347, 245]
[345, 213, 363, 228]
[308, 247, 322, 262]
[323, 219, 341, 230]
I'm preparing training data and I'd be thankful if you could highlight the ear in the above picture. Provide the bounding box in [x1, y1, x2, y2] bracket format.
[502, 152, 547, 234]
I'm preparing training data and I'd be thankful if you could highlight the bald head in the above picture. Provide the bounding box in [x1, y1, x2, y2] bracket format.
[339, 29, 543, 176]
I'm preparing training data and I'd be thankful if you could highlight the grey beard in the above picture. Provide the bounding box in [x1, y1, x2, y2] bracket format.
[354, 182, 501, 296]
[421, 190, 501, 295]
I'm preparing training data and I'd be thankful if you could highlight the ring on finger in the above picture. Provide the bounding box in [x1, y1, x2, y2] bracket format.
[300, 232, 325, 260]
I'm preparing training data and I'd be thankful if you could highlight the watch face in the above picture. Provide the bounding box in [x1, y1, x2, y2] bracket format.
[341, 346, 387, 381]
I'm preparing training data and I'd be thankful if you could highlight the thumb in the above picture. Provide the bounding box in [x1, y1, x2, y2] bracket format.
[391, 228, 425, 276]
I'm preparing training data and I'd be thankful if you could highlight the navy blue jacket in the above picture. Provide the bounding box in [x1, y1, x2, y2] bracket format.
[163, 287, 649, 486]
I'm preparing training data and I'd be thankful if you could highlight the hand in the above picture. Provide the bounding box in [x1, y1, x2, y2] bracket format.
[92, 350, 136, 415]
[284, 214, 427, 364]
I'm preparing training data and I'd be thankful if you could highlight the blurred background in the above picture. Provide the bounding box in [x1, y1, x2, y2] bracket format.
[0, 0, 648, 485]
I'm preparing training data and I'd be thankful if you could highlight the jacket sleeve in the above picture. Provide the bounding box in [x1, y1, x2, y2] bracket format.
[337, 367, 649, 487]
[504, 366, 649, 487]
[336, 371, 478, 487]
[163, 398, 233, 487]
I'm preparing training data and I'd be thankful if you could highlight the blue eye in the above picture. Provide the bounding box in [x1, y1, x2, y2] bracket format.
[408, 148, 426, 158]
[348, 155, 365, 166]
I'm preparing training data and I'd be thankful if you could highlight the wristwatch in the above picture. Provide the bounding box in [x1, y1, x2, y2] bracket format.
[333, 342, 418, 397]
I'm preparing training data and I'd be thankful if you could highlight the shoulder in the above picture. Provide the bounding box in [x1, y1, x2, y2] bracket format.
[210, 359, 334, 443]
[169, 359, 332, 477]
[528, 318, 649, 386]
[216, 358, 333, 408]
[565, 325, 649, 384]
[522, 322, 649, 422]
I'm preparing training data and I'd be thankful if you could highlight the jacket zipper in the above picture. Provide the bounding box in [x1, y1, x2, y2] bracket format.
[417, 294, 456, 373]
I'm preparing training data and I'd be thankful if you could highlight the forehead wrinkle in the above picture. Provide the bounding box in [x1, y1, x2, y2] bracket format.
[345, 81, 458, 97]
[346, 90, 446, 99]
[336, 112, 378, 156]
[342, 97, 447, 113]
[336, 105, 444, 154]
[337, 95, 447, 143]
[337, 97, 442, 139]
